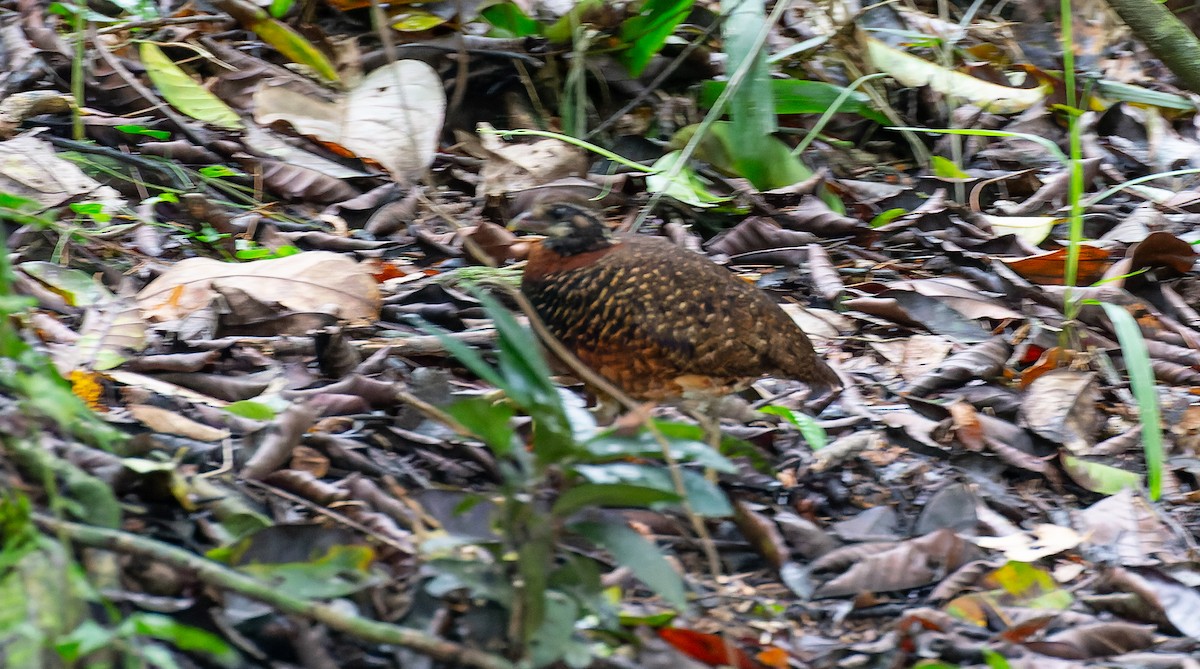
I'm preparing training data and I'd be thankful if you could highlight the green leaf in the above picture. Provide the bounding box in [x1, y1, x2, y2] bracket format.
[424, 557, 514, 603]
[1099, 302, 1163, 500]
[430, 323, 506, 390]
[18, 262, 114, 307]
[981, 648, 1013, 669]
[477, 293, 575, 463]
[551, 483, 681, 517]
[481, 2, 542, 37]
[760, 405, 826, 450]
[517, 523, 553, 643]
[199, 165, 246, 178]
[544, 0, 604, 42]
[528, 590, 580, 668]
[699, 79, 887, 124]
[447, 397, 516, 456]
[931, 155, 971, 179]
[115, 124, 171, 140]
[869, 208, 907, 227]
[669, 122, 813, 190]
[55, 620, 115, 662]
[267, 0, 294, 17]
[645, 150, 730, 207]
[217, 0, 339, 82]
[223, 400, 276, 420]
[583, 420, 736, 471]
[618, 0, 694, 77]
[572, 519, 686, 608]
[139, 42, 243, 129]
[722, 0, 774, 137]
[236, 544, 379, 599]
[1060, 453, 1141, 495]
[124, 613, 239, 664]
[574, 463, 732, 517]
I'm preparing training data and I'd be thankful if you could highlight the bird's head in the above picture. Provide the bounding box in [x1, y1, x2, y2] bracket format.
[509, 201, 614, 256]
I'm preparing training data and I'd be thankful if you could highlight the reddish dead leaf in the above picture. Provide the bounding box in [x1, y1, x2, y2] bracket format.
[1001, 246, 1109, 285]
[657, 628, 763, 669]
[1019, 346, 1075, 388]
[368, 260, 409, 282]
[1130, 231, 1197, 275]
[998, 614, 1057, 643]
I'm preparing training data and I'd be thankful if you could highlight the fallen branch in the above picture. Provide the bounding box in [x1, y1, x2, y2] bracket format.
[33, 514, 515, 669]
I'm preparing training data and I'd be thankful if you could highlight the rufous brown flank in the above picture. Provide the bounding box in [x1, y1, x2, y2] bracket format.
[510, 201, 840, 403]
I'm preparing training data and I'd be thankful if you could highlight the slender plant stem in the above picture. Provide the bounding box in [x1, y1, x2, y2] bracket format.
[31, 514, 517, 669]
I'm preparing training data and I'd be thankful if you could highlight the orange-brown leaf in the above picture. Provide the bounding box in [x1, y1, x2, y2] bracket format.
[657, 628, 763, 669]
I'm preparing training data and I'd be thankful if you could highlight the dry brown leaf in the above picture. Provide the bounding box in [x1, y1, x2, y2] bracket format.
[253, 60, 445, 182]
[128, 404, 231, 441]
[136, 251, 381, 323]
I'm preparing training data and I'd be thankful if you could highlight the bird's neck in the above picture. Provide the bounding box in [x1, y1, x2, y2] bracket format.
[542, 232, 614, 256]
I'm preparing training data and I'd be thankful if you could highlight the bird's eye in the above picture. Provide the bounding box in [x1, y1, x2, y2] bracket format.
[549, 205, 572, 219]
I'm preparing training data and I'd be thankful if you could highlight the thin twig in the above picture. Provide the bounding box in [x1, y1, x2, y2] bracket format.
[32, 514, 516, 669]
[586, 18, 727, 140]
[91, 32, 209, 146]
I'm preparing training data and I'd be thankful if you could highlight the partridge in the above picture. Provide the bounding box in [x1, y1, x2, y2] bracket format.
[511, 202, 840, 404]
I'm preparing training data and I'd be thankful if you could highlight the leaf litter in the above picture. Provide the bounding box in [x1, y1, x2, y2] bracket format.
[1, 0, 1200, 668]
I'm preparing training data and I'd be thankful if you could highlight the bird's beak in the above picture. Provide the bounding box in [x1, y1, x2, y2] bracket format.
[507, 210, 546, 233]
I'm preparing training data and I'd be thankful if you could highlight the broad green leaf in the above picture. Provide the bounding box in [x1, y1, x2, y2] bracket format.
[646, 151, 730, 207]
[528, 590, 580, 668]
[223, 400, 276, 420]
[392, 9, 447, 32]
[517, 523, 553, 642]
[1060, 453, 1141, 495]
[115, 124, 170, 140]
[574, 463, 732, 517]
[583, 420, 736, 471]
[430, 323, 505, 389]
[424, 557, 514, 603]
[215, 0, 339, 82]
[199, 165, 245, 178]
[139, 42, 243, 129]
[447, 397, 516, 456]
[267, 0, 294, 18]
[573, 519, 686, 608]
[472, 293, 576, 463]
[699, 79, 888, 124]
[54, 620, 115, 662]
[870, 208, 907, 227]
[618, 0, 693, 77]
[551, 483, 681, 517]
[543, 0, 604, 42]
[124, 613, 238, 663]
[669, 122, 813, 190]
[760, 405, 827, 450]
[722, 0, 774, 137]
[482, 2, 542, 37]
[931, 155, 970, 179]
[989, 561, 1073, 609]
[981, 648, 1014, 669]
[18, 262, 114, 307]
[236, 544, 379, 599]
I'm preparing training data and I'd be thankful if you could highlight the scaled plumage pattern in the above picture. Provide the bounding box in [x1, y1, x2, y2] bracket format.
[512, 202, 840, 403]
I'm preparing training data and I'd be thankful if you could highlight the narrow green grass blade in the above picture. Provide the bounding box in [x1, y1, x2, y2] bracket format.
[1099, 302, 1163, 500]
